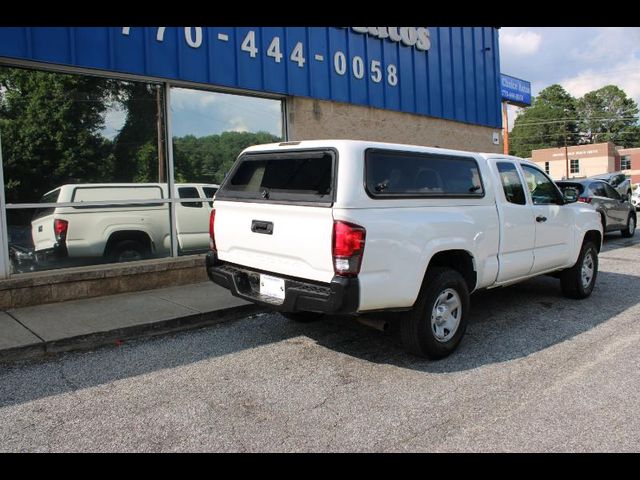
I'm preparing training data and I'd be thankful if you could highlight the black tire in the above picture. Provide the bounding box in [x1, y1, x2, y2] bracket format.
[621, 214, 636, 238]
[400, 267, 470, 359]
[281, 311, 325, 323]
[107, 240, 149, 263]
[560, 241, 598, 299]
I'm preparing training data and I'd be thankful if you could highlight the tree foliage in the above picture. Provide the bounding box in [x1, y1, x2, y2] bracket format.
[509, 85, 580, 158]
[0, 67, 280, 204]
[509, 83, 640, 158]
[576, 85, 640, 147]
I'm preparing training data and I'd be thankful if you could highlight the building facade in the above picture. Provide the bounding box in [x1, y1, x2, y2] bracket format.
[0, 26, 504, 307]
[531, 142, 640, 184]
[616, 147, 640, 184]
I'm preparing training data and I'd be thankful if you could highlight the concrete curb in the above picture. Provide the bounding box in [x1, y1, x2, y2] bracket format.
[0, 304, 265, 364]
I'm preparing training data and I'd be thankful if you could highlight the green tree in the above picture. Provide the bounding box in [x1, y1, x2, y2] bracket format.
[173, 130, 280, 184]
[0, 68, 117, 203]
[509, 84, 579, 158]
[577, 85, 640, 147]
[112, 82, 160, 183]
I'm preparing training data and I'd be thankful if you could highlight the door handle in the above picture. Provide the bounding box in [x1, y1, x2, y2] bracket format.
[536, 216, 547, 223]
[251, 220, 274, 235]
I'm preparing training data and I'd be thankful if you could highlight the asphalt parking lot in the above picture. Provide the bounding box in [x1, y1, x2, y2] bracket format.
[1, 233, 639, 452]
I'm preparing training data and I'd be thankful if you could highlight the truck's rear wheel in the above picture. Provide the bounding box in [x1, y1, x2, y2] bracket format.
[400, 267, 470, 359]
[281, 311, 324, 323]
[108, 240, 149, 263]
[560, 241, 598, 299]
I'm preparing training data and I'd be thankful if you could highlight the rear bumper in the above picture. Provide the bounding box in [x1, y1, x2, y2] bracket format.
[206, 252, 359, 314]
[34, 243, 68, 263]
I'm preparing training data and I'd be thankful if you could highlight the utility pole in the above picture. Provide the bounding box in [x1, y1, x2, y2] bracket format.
[156, 85, 166, 183]
[564, 120, 569, 179]
[502, 101, 510, 155]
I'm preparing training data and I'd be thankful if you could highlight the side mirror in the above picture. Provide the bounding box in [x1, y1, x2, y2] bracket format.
[622, 193, 630, 202]
[562, 187, 579, 203]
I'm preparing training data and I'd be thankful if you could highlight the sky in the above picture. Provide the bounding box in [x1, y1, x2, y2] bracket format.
[499, 27, 640, 130]
[102, 87, 283, 140]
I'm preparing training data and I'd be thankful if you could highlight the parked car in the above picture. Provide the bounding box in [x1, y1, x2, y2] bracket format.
[589, 172, 632, 198]
[556, 179, 636, 237]
[206, 140, 603, 359]
[631, 185, 640, 211]
[31, 183, 219, 266]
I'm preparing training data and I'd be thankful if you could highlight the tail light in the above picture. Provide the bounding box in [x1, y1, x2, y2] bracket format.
[332, 220, 366, 277]
[578, 196, 592, 204]
[54, 219, 68, 243]
[209, 209, 216, 251]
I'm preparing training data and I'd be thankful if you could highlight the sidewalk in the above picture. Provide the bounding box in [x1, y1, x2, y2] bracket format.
[0, 282, 263, 363]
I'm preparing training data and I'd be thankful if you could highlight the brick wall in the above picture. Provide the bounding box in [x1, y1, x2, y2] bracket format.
[287, 98, 503, 153]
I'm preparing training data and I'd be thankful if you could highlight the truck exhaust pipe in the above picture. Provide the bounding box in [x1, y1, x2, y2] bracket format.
[357, 316, 389, 332]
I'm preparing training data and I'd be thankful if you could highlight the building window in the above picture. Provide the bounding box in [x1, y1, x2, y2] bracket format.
[544, 162, 550, 174]
[0, 65, 284, 275]
[621, 155, 631, 170]
[570, 159, 580, 174]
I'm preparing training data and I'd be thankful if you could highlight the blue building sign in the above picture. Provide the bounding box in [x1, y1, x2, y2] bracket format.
[0, 27, 502, 128]
[501, 74, 531, 107]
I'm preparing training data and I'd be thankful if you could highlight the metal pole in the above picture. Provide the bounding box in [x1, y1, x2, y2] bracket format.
[156, 85, 166, 183]
[164, 83, 179, 258]
[0, 130, 10, 278]
[564, 121, 569, 179]
[502, 101, 509, 155]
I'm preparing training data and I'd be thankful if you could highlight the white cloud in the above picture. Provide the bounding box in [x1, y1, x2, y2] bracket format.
[500, 30, 542, 56]
[561, 57, 640, 102]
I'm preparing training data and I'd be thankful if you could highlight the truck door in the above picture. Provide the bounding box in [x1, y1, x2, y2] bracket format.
[520, 164, 573, 273]
[491, 160, 535, 282]
[175, 186, 210, 252]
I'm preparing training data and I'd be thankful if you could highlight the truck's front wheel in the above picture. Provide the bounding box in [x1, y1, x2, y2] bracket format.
[559, 241, 598, 299]
[400, 267, 470, 359]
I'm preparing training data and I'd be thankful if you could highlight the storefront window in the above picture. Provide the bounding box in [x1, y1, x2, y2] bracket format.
[170, 87, 283, 255]
[1, 66, 171, 274]
[0, 66, 286, 275]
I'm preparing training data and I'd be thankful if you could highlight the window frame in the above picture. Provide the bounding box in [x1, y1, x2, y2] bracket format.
[215, 148, 338, 207]
[363, 148, 486, 200]
[621, 156, 631, 171]
[520, 163, 566, 206]
[570, 158, 580, 174]
[497, 161, 528, 206]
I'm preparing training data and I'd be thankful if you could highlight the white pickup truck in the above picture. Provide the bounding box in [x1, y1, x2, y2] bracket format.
[32, 183, 218, 265]
[206, 140, 603, 359]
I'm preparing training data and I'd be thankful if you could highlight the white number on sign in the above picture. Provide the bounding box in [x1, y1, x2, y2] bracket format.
[267, 37, 283, 63]
[334, 51, 347, 75]
[370, 60, 382, 83]
[352, 56, 364, 79]
[290, 42, 305, 68]
[184, 27, 202, 48]
[156, 27, 166, 42]
[241, 31, 258, 58]
[387, 64, 398, 86]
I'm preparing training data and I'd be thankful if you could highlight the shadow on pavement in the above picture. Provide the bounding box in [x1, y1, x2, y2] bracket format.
[1, 238, 638, 409]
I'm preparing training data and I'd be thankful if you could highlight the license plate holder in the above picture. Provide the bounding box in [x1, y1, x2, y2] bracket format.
[259, 274, 285, 300]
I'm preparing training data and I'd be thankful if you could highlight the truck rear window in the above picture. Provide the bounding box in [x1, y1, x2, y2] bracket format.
[217, 151, 334, 205]
[365, 149, 484, 198]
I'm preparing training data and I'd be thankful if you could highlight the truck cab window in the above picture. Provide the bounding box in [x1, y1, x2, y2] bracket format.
[521, 165, 563, 205]
[496, 162, 526, 205]
[178, 187, 203, 208]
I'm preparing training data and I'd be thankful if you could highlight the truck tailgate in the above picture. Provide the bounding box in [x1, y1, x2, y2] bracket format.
[214, 200, 335, 283]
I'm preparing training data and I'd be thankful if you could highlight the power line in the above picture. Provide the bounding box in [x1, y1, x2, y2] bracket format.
[512, 115, 639, 127]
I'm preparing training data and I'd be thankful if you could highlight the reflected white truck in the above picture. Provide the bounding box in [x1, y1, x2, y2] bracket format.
[32, 183, 218, 263]
[206, 140, 603, 359]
